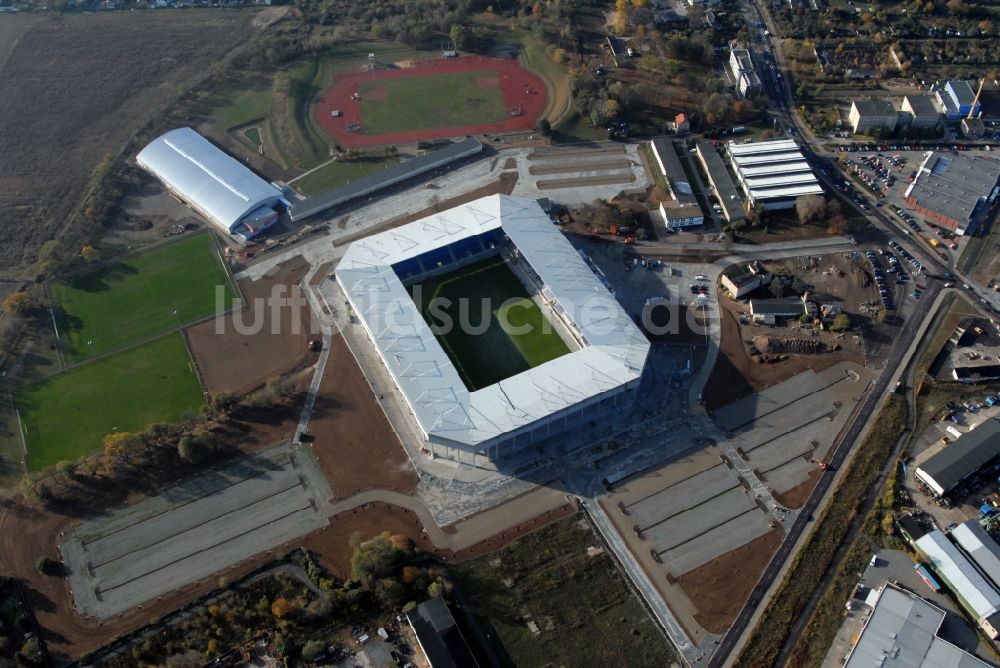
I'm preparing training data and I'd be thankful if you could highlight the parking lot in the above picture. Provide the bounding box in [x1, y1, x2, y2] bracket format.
[714, 362, 874, 502]
[62, 443, 333, 619]
[510, 144, 648, 204]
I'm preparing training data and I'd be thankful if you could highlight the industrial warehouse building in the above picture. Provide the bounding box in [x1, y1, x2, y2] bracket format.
[844, 583, 993, 668]
[935, 80, 982, 121]
[916, 530, 1000, 639]
[695, 141, 747, 225]
[904, 152, 1000, 235]
[335, 195, 649, 463]
[726, 139, 823, 211]
[914, 418, 1000, 497]
[137, 127, 287, 241]
[649, 138, 704, 229]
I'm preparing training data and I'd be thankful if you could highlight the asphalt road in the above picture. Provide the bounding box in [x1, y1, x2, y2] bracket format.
[708, 281, 940, 667]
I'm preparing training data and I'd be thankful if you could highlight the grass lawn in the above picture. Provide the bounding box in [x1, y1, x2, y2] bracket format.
[203, 79, 272, 131]
[360, 70, 507, 136]
[410, 257, 570, 390]
[450, 515, 675, 667]
[52, 234, 237, 362]
[243, 126, 263, 147]
[293, 155, 400, 196]
[16, 333, 205, 471]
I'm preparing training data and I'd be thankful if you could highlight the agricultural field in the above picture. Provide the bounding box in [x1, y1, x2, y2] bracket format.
[52, 234, 237, 362]
[16, 333, 205, 471]
[410, 257, 570, 390]
[359, 70, 507, 135]
[452, 515, 675, 668]
[0, 10, 257, 274]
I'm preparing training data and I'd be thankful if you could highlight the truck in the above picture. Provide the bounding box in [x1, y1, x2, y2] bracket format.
[914, 563, 942, 592]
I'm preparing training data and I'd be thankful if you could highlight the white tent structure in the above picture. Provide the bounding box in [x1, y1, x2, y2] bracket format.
[336, 195, 649, 462]
[136, 127, 285, 241]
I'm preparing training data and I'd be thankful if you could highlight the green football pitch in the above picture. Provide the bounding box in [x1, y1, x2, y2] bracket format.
[410, 257, 570, 391]
[52, 234, 237, 362]
[359, 70, 507, 135]
[16, 333, 205, 471]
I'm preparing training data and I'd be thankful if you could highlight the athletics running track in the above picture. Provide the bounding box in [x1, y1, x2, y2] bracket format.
[314, 55, 547, 148]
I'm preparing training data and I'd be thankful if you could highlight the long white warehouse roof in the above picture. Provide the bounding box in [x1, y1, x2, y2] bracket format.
[744, 173, 822, 189]
[335, 195, 649, 450]
[727, 139, 801, 156]
[136, 127, 283, 235]
[732, 152, 808, 167]
[749, 184, 825, 200]
[916, 530, 1000, 619]
[737, 161, 813, 177]
[953, 521, 1000, 590]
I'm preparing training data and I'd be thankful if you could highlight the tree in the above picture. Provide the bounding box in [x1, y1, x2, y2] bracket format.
[36, 555, 60, 575]
[538, 119, 552, 137]
[55, 459, 77, 480]
[302, 640, 326, 662]
[795, 195, 827, 225]
[830, 313, 851, 331]
[177, 437, 198, 463]
[103, 431, 135, 461]
[271, 597, 294, 619]
[769, 280, 786, 298]
[551, 48, 567, 64]
[2, 291, 35, 317]
[81, 245, 101, 263]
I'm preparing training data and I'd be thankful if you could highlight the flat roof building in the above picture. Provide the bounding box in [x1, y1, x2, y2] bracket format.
[694, 141, 747, 224]
[902, 95, 943, 128]
[936, 80, 982, 120]
[848, 99, 899, 135]
[916, 530, 1000, 638]
[915, 418, 1000, 496]
[904, 152, 1000, 235]
[844, 583, 994, 668]
[749, 295, 808, 317]
[729, 47, 761, 99]
[290, 138, 483, 222]
[650, 138, 704, 229]
[136, 127, 285, 241]
[726, 140, 823, 211]
[406, 598, 479, 668]
[953, 521, 1000, 592]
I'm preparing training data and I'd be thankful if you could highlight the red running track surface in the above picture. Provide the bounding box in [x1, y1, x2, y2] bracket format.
[314, 55, 547, 148]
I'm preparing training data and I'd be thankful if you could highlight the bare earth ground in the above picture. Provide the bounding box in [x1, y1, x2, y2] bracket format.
[675, 528, 784, 634]
[703, 302, 863, 410]
[0, 11, 256, 272]
[186, 256, 320, 397]
[772, 468, 823, 509]
[307, 334, 419, 498]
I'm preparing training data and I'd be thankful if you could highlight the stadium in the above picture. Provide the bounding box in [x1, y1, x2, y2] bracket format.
[137, 127, 290, 241]
[335, 195, 650, 463]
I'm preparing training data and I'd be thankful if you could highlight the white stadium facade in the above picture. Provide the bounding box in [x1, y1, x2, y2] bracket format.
[335, 195, 650, 463]
[137, 127, 288, 241]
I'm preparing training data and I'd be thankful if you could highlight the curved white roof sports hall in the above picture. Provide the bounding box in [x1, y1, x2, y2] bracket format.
[136, 127, 283, 237]
[335, 195, 649, 451]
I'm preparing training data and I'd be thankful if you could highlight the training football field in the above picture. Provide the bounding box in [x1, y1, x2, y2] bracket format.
[16, 333, 205, 470]
[52, 234, 237, 362]
[411, 257, 570, 391]
[359, 70, 507, 135]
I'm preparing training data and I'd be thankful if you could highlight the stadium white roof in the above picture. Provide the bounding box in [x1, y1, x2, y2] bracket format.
[335, 195, 649, 451]
[136, 127, 283, 236]
[845, 585, 993, 668]
[916, 530, 1000, 620]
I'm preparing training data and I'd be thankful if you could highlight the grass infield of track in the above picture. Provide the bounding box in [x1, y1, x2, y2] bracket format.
[359, 69, 507, 136]
[410, 257, 570, 391]
[16, 333, 205, 471]
[52, 234, 237, 362]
